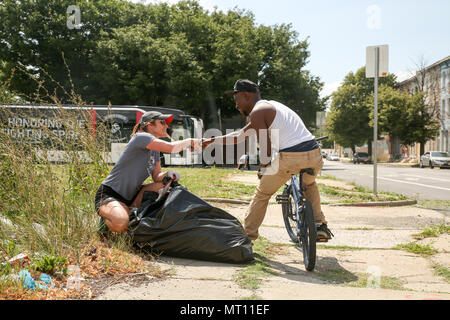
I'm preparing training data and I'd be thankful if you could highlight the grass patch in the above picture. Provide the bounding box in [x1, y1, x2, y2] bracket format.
[393, 242, 438, 256]
[344, 227, 376, 231]
[432, 264, 450, 283]
[318, 183, 408, 203]
[317, 245, 373, 251]
[416, 200, 450, 210]
[161, 167, 258, 200]
[232, 237, 280, 290]
[316, 174, 337, 180]
[317, 268, 358, 284]
[348, 274, 406, 290]
[241, 294, 263, 300]
[317, 268, 406, 290]
[412, 224, 450, 240]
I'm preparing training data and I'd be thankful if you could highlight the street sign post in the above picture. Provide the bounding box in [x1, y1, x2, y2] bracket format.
[366, 45, 388, 196]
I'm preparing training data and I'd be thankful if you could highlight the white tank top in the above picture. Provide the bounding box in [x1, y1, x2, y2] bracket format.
[256, 100, 314, 152]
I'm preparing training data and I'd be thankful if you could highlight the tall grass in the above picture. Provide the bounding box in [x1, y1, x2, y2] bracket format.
[0, 102, 112, 266]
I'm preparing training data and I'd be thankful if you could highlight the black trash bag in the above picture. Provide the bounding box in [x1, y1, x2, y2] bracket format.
[128, 184, 254, 264]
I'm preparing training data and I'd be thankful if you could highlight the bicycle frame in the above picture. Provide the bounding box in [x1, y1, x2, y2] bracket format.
[289, 174, 302, 218]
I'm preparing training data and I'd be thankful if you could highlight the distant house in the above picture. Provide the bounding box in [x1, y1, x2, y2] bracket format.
[396, 55, 450, 158]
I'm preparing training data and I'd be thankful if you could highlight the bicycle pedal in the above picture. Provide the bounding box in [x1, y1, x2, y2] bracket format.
[316, 237, 328, 243]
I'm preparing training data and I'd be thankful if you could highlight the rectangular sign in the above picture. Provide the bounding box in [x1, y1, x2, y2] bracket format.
[366, 45, 389, 78]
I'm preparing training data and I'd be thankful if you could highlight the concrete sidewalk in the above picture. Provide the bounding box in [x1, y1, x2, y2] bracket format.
[97, 199, 449, 300]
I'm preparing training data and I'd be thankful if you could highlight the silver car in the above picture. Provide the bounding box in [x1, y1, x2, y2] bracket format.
[326, 153, 340, 161]
[419, 151, 450, 169]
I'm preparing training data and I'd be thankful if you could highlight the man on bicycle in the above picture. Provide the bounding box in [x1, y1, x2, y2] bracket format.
[202, 79, 333, 241]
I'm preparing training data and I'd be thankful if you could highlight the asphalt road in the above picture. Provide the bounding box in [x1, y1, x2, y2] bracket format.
[321, 160, 450, 200]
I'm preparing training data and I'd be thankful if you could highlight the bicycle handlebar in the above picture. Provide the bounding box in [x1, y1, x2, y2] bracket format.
[315, 135, 328, 142]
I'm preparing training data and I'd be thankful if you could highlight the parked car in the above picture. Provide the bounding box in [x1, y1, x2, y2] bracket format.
[326, 153, 340, 161]
[321, 151, 328, 158]
[353, 152, 371, 164]
[419, 151, 450, 169]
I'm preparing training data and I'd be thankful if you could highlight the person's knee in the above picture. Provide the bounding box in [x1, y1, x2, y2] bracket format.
[114, 217, 129, 233]
[108, 215, 129, 233]
[99, 203, 129, 233]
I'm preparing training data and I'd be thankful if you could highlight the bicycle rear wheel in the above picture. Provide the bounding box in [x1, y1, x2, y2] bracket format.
[299, 200, 317, 271]
[281, 186, 298, 243]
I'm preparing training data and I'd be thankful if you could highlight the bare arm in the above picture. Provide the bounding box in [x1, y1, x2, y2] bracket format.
[151, 160, 165, 182]
[205, 123, 254, 145]
[146, 138, 200, 153]
[202, 104, 275, 161]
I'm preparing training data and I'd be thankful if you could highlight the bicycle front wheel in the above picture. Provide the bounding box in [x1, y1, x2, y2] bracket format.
[299, 200, 317, 271]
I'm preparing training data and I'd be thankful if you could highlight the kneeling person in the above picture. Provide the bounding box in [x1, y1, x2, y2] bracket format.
[95, 111, 199, 233]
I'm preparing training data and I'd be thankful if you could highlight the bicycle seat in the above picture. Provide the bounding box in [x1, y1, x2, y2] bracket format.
[300, 168, 315, 176]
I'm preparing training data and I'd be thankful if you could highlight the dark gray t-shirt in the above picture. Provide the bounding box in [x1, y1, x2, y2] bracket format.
[102, 132, 160, 200]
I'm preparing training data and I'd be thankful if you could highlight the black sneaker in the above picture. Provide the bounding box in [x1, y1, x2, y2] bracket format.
[316, 223, 334, 242]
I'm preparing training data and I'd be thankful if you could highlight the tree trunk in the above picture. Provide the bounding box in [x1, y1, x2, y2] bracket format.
[419, 142, 425, 157]
[368, 139, 372, 157]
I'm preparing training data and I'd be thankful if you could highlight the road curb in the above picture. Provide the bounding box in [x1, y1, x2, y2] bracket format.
[204, 198, 418, 207]
[330, 199, 417, 207]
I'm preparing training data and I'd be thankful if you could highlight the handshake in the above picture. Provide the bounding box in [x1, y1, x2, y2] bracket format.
[189, 138, 216, 151]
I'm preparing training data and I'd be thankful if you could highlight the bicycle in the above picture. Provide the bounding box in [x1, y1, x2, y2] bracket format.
[275, 136, 329, 271]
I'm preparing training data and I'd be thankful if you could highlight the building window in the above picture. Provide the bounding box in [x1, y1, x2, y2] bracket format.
[443, 100, 446, 118]
[443, 71, 447, 89]
[447, 98, 450, 118]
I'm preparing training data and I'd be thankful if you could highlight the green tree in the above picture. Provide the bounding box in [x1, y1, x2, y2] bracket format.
[376, 87, 439, 156]
[0, 0, 325, 130]
[0, 0, 147, 102]
[326, 66, 397, 154]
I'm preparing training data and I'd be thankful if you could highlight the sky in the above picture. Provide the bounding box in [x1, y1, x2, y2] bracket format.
[129, 0, 450, 99]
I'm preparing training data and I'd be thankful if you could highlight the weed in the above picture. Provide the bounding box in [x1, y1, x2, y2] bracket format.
[232, 237, 279, 291]
[412, 224, 450, 240]
[317, 269, 406, 290]
[241, 294, 263, 300]
[31, 254, 68, 275]
[393, 242, 438, 256]
[316, 174, 337, 180]
[417, 200, 450, 210]
[347, 273, 406, 290]
[431, 264, 450, 283]
[317, 245, 372, 251]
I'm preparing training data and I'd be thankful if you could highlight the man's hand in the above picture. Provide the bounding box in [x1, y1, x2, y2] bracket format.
[190, 139, 202, 151]
[201, 138, 215, 148]
[257, 162, 271, 180]
[257, 167, 263, 180]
